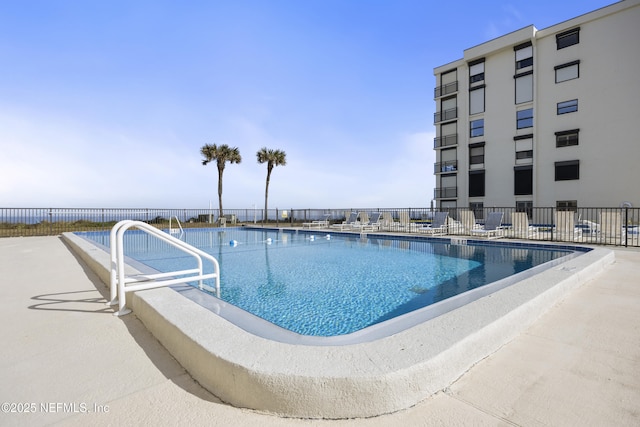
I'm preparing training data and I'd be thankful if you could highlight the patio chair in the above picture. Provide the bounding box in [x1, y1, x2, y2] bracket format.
[353, 212, 382, 232]
[600, 210, 624, 245]
[416, 212, 449, 235]
[330, 212, 359, 231]
[302, 214, 331, 229]
[450, 210, 478, 235]
[470, 212, 505, 239]
[380, 212, 398, 231]
[398, 211, 419, 232]
[511, 212, 538, 239]
[554, 211, 583, 241]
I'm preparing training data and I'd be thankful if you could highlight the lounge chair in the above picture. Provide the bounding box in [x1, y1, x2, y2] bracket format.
[600, 210, 624, 245]
[353, 212, 382, 232]
[554, 211, 583, 241]
[397, 211, 419, 232]
[448, 210, 478, 235]
[350, 211, 370, 230]
[380, 212, 398, 231]
[330, 212, 358, 231]
[302, 214, 330, 229]
[470, 212, 505, 239]
[416, 212, 449, 235]
[511, 212, 538, 239]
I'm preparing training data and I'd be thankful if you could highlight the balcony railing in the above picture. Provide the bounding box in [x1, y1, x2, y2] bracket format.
[434, 81, 458, 98]
[434, 187, 458, 199]
[434, 134, 458, 149]
[434, 160, 458, 174]
[434, 108, 458, 124]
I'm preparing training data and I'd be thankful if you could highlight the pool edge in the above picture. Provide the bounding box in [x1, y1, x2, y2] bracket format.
[61, 232, 615, 419]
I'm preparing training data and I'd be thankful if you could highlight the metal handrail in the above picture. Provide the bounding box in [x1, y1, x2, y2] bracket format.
[107, 220, 220, 316]
[169, 215, 184, 236]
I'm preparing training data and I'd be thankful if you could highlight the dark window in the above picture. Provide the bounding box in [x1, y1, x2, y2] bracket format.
[469, 59, 485, 84]
[469, 202, 484, 220]
[555, 160, 580, 181]
[514, 166, 533, 195]
[469, 170, 485, 197]
[556, 129, 579, 147]
[470, 119, 484, 137]
[469, 143, 485, 166]
[557, 99, 578, 115]
[470, 73, 484, 83]
[516, 57, 533, 69]
[556, 28, 580, 49]
[517, 108, 533, 129]
[516, 201, 533, 219]
[516, 150, 533, 160]
[557, 200, 578, 212]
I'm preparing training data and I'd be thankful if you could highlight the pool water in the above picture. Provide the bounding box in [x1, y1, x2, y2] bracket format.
[80, 228, 574, 336]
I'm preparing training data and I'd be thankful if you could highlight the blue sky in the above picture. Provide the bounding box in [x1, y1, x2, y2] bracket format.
[0, 0, 615, 209]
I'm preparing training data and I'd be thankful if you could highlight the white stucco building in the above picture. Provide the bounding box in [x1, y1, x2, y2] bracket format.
[433, 0, 640, 213]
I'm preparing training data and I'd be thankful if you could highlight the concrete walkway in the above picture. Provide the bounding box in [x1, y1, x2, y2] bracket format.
[0, 236, 638, 426]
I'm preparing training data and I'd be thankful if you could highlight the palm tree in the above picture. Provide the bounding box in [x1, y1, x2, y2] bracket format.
[256, 147, 287, 221]
[201, 143, 242, 218]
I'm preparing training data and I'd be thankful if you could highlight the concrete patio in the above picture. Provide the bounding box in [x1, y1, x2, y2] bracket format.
[0, 236, 638, 426]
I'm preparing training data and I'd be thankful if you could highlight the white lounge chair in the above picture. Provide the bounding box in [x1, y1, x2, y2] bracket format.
[416, 212, 449, 235]
[600, 210, 624, 245]
[353, 212, 382, 232]
[302, 214, 330, 229]
[380, 212, 398, 231]
[511, 212, 538, 239]
[470, 212, 505, 239]
[554, 211, 582, 241]
[397, 211, 419, 232]
[330, 212, 358, 231]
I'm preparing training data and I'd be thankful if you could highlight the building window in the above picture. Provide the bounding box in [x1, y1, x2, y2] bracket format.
[515, 72, 533, 104]
[557, 99, 578, 115]
[469, 59, 485, 84]
[557, 200, 578, 212]
[469, 170, 485, 197]
[514, 166, 533, 195]
[515, 42, 533, 70]
[516, 201, 533, 219]
[516, 108, 533, 129]
[555, 60, 580, 83]
[514, 135, 533, 165]
[556, 28, 580, 50]
[470, 119, 484, 137]
[469, 143, 485, 168]
[469, 202, 484, 220]
[555, 160, 580, 181]
[469, 86, 485, 115]
[556, 129, 579, 147]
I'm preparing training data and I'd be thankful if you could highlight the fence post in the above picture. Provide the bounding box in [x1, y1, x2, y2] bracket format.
[624, 207, 629, 247]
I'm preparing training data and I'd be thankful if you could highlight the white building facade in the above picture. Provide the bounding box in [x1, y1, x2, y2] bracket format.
[433, 0, 640, 213]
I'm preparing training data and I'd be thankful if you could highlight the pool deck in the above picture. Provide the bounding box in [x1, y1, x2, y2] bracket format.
[1, 236, 639, 426]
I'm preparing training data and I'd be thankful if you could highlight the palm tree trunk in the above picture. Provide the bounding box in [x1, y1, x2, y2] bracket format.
[218, 167, 224, 218]
[264, 168, 272, 221]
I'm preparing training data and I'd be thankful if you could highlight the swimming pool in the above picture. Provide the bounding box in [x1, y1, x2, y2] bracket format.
[79, 227, 579, 339]
[64, 228, 612, 418]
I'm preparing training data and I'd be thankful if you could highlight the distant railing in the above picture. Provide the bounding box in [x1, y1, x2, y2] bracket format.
[1, 206, 638, 247]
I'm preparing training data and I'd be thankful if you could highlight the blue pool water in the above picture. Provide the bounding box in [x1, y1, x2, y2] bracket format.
[79, 228, 577, 337]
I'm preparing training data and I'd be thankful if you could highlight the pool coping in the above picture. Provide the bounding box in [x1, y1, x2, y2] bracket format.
[62, 231, 615, 419]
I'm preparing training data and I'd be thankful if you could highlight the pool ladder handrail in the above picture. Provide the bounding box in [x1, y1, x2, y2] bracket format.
[168, 215, 184, 236]
[107, 220, 220, 316]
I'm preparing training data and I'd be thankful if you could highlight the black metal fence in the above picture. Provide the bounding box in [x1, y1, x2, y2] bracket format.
[1, 206, 638, 247]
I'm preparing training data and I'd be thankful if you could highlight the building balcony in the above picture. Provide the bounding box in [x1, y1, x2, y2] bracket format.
[434, 134, 458, 149]
[434, 160, 458, 174]
[434, 81, 458, 98]
[434, 108, 458, 124]
[434, 187, 458, 199]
